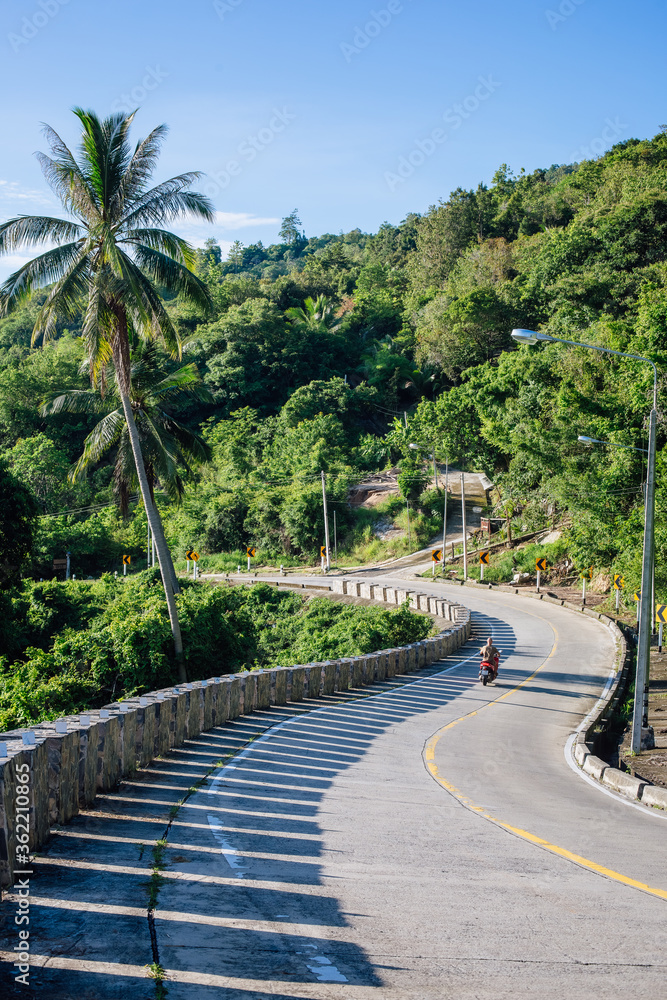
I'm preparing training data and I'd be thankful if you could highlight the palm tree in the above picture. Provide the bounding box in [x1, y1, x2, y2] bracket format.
[0, 108, 214, 676]
[42, 342, 213, 520]
[285, 295, 340, 332]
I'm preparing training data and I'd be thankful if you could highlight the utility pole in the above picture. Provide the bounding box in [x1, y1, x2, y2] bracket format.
[321, 471, 331, 572]
[632, 407, 657, 752]
[461, 472, 468, 580]
[432, 447, 439, 491]
[441, 460, 448, 576]
[406, 501, 411, 546]
[334, 510, 337, 566]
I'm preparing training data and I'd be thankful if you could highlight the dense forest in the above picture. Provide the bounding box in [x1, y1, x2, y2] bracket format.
[2, 128, 667, 598]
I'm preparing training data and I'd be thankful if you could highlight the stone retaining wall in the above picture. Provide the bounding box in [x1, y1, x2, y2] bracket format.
[0, 581, 471, 888]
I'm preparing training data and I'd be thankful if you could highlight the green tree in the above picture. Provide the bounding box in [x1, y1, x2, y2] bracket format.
[0, 109, 213, 674]
[285, 295, 340, 333]
[279, 209, 303, 245]
[42, 343, 212, 516]
[0, 460, 38, 586]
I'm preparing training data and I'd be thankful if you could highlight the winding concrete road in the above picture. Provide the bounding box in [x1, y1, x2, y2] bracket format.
[153, 578, 667, 999]
[5, 577, 666, 1000]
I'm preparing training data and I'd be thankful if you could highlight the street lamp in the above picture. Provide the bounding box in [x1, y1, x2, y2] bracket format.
[577, 435, 648, 454]
[512, 328, 657, 752]
[410, 441, 450, 575]
[409, 441, 439, 490]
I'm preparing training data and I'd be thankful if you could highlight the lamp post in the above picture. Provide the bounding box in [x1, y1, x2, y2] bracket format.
[512, 328, 657, 753]
[577, 435, 647, 454]
[410, 442, 449, 575]
[409, 441, 439, 490]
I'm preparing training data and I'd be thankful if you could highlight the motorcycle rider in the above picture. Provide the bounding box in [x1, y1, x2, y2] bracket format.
[479, 637, 500, 676]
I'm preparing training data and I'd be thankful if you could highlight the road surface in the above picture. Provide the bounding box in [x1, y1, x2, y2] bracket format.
[3, 577, 666, 1000]
[152, 578, 667, 999]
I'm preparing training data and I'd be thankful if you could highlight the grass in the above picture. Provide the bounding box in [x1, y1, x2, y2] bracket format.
[174, 550, 305, 575]
[425, 538, 572, 584]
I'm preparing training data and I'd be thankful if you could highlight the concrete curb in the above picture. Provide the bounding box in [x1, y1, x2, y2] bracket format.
[456, 578, 667, 813]
[0, 581, 472, 889]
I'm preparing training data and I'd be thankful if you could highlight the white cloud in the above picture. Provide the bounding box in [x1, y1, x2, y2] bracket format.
[0, 180, 55, 209]
[213, 211, 280, 230]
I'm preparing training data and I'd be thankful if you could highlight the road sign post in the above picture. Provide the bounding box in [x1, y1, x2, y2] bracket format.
[321, 471, 331, 573]
[535, 557, 547, 593]
[656, 604, 667, 651]
[479, 550, 489, 582]
[190, 550, 199, 580]
[613, 573, 624, 613]
[122, 554, 131, 577]
[461, 472, 467, 580]
[247, 546, 255, 573]
[432, 548, 442, 578]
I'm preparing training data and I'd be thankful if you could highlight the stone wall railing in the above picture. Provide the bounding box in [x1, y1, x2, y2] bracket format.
[0, 581, 471, 888]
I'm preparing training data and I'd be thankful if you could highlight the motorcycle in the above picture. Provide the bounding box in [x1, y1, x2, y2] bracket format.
[479, 651, 500, 686]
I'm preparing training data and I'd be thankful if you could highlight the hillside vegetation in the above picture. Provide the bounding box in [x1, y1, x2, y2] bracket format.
[2, 130, 667, 605]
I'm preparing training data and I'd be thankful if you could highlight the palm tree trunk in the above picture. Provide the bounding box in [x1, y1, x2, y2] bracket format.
[147, 495, 181, 594]
[143, 462, 180, 591]
[112, 326, 187, 681]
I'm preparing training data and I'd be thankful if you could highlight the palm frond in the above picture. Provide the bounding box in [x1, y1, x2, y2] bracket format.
[69, 409, 125, 480]
[41, 389, 111, 418]
[0, 241, 86, 316]
[156, 415, 212, 464]
[119, 227, 195, 267]
[119, 175, 214, 229]
[0, 216, 83, 253]
[114, 124, 169, 213]
[72, 108, 133, 217]
[114, 250, 182, 356]
[81, 286, 114, 384]
[37, 122, 100, 220]
[150, 363, 213, 403]
[131, 244, 211, 312]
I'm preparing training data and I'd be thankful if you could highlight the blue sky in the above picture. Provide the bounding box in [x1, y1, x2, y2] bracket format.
[1, 0, 666, 280]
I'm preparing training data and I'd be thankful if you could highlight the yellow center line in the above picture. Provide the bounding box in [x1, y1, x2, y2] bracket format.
[425, 608, 667, 903]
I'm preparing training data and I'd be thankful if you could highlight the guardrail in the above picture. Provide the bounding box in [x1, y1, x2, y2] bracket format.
[0, 581, 471, 888]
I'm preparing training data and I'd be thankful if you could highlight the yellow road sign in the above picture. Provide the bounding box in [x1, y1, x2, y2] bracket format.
[432, 548, 442, 562]
[581, 566, 593, 579]
[185, 549, 192, 561]
[190, 551, 199, 562]
[656, 604, 667, 624]
[613, 573, 624, 590]
[535, 557, 547, 572]
[633, 591, 641, 602]
[247, 546, 256, 558]
[321, 546, 327, 558]
[122, 554, 131, 566]
[479, 550, 490, 565]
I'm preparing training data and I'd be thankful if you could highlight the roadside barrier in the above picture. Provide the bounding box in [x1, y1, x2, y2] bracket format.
[0, 580, 471, 888]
